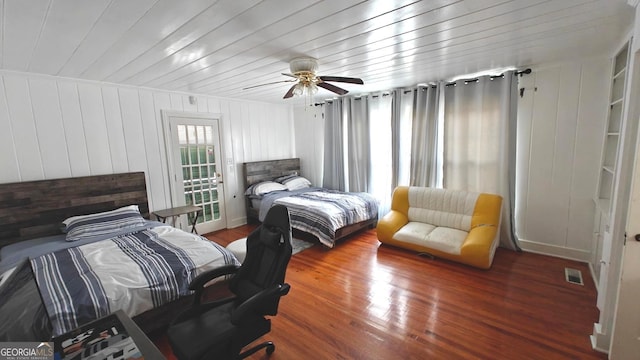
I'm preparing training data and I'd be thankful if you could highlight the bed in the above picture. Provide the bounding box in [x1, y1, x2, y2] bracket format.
[0, 172, 239, 337]
[243, 158, 378, 248]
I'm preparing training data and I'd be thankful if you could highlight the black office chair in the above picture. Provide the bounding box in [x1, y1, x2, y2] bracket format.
[167, 204, 293, 360]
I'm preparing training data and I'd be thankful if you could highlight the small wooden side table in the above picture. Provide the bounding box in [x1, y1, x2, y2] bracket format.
[153, 205, 203, 234]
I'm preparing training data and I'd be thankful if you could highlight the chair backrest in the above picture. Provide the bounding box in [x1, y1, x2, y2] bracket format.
[230, 204, 292, 315]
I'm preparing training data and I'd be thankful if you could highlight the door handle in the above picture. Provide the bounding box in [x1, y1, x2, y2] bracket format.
[635, 234, 640, 241]
[216, 173, 223, 184]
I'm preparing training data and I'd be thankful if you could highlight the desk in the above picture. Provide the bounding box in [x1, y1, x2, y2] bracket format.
[153, 205, 202, 234]
[53, 310, 165, 359]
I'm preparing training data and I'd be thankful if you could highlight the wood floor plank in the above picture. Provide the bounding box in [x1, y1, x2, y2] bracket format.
[153, 227, 605, 359]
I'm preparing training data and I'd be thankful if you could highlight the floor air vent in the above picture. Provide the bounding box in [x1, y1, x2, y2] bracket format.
[565, 268, 584, 286]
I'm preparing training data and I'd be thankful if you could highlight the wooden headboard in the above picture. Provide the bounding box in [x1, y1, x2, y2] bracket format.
[0, 172, 148, 248]
[242, 159, 300, 223]
[242, 158, 301, 190]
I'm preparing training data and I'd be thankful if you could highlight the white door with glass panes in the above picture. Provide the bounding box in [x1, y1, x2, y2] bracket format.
[163, 112, 226, 234]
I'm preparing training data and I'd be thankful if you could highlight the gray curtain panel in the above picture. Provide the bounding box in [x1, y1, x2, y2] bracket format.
[390, 91, 402, 188]
[322, 98, 346, 191]
[410, 85, 441, 187]
[318, 77, 520, 251]
[505, 72, 521, 251]
[367, 93, 394, 216]
[443, 72, 520, 250]
[346, 96, 370, 193]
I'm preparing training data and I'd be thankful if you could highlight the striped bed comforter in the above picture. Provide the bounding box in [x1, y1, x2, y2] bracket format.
[271, 189, 378, 248]
[30, 225, 238, 336]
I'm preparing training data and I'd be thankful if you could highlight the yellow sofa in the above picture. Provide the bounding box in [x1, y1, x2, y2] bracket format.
[377, 186, 502, 269]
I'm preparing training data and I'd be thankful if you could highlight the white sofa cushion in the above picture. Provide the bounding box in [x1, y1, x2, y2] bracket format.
[407, 187, 479, 231]
[425, 227, 467, 255]
[394, 222, 468, 255]
[394, 222, 436, 246]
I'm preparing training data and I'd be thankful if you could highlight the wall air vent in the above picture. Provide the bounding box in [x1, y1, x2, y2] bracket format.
[565, 268, 584, 286]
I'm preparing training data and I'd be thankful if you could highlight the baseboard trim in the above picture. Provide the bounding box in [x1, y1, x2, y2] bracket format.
[518, 239, 591, 263]
[590, 323, 610, 354]
[227, 216, 247, 229]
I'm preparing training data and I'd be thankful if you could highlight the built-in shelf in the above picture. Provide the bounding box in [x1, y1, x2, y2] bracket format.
[591, 38, 631, 349]
[596, 41, 628, 215]
[614, 42, 628, 74]
[595, 198, 612, 217]
[613, 68, 626, 79]
[608, 103, 623, 133]
[612, 77, 625, 102]
[610, 98, 623, 106]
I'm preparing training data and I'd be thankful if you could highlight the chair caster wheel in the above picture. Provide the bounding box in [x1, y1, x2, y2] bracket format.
[266, 343, 275, 355]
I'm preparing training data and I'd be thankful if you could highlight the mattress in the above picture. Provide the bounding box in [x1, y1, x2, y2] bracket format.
[21, 223, 238, 336]
[258, 188, 378, 247]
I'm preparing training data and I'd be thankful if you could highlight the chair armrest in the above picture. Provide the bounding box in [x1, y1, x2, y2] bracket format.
[460, 225, 498, 269]
[190, 264, 240, 290]
[189, 264, 240, 306]
[376, 210, 408, 242]
[170, 265, 241, 323]
[231, 283, 291, 324]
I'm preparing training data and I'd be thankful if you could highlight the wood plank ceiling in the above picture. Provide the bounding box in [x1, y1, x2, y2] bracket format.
[0, 0, 633, 104]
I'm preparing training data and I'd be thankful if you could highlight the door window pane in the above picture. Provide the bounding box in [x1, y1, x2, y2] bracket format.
[207, 146, 215, 163]
[180, 147, 189, 165]
[190, 147, 198, 164]
[198, 147, 207, 164]
[204, 204, 212, 222]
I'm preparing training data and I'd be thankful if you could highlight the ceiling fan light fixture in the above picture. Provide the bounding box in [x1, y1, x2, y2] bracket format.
[290, 57, 318, 74]
[308, 82, 318, 95]
[246, 56, 363, 99]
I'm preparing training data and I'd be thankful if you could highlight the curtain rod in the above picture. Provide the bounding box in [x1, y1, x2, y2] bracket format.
[403, 85, 437, 94]
[445, 68, 532, 86]
[315, 69, 531, 104]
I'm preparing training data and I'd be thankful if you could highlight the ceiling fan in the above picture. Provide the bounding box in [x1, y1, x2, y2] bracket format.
[243, 57, 364, 99]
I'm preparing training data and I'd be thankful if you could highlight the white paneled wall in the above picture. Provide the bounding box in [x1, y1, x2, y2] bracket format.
[516, 58, 610, 261]
[293, 105, 325, 187]
[0, 70, 295, 227]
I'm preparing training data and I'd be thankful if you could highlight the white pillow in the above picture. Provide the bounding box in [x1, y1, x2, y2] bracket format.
[250, 181, 288, 196]
[62, 205, 147, 241]
[281, 176, 311, 191]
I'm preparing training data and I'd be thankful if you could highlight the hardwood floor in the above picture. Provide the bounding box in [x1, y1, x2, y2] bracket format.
[153, 226, 606, 359]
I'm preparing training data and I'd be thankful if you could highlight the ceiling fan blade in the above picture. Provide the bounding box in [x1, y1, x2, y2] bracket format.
[242, 79, 296, 90]
[318, 75, 364, 85]
[317, 82, 348, 95]
[283, 84, 297, 99]
[282, 73, 298, 79]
